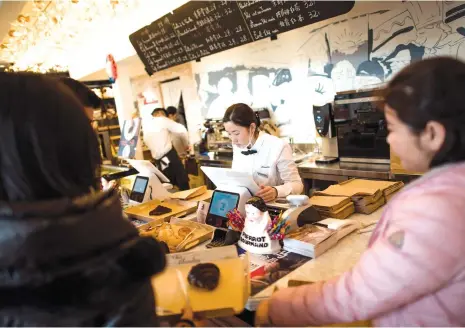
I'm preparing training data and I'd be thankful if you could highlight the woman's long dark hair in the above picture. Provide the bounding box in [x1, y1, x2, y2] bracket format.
[0, 72, 101, 201]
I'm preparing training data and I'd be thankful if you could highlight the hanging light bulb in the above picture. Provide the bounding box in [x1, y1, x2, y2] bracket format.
[33, 0, 48, 11]
[8, 30, 21, 38]
[17, 15, 31, 24]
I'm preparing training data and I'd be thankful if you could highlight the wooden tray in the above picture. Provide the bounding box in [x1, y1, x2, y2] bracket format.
[139, 220, 214, 252]
[124, 199, 199, 222]
[152, 246, 249, 318]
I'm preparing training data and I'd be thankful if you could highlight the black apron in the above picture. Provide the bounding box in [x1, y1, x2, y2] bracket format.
[153, 147, 189, 191]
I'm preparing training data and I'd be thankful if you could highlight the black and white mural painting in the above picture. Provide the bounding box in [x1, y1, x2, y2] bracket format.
[193, 1, 465, 142]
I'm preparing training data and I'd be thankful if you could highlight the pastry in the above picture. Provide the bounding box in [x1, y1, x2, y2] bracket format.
[166, 236, 183, 248]
[157, 224, 174, 241]
[149, 205, 172, 216]
[177, 227, 192, 238]
[139, 225, 157, 237]
[187, 263, 220, 291]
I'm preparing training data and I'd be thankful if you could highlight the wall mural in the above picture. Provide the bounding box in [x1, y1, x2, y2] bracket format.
[194, 1, 465, 142]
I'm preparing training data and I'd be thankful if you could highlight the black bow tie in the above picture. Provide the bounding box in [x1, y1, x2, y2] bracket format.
[241, 149, 258, 155]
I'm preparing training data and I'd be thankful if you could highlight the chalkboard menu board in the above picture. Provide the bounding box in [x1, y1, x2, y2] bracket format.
[170, 1, 252, 61]
[237, 1, 356, 41]
[129, 15, 190, 74]
[130, 1, 355, 75]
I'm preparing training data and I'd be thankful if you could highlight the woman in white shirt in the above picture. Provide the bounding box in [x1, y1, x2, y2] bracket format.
[223, 103, 303, 202]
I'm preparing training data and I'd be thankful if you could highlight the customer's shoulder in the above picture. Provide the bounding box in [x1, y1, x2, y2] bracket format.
[404, 162, 465, 196]
[388, 163, 465, 225]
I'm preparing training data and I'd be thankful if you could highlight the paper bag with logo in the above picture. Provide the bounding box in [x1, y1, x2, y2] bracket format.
[238, 197, 281, 255]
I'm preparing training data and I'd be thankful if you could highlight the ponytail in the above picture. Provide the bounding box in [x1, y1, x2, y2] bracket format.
[254, 111, 261, 128]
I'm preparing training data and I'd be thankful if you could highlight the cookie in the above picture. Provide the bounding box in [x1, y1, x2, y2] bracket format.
[187, 263, 220, 291]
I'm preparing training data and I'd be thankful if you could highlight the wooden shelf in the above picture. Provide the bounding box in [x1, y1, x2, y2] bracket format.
[110, 136, 120, 141]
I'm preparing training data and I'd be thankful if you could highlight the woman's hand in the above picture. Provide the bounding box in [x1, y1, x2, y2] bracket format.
[255, 186, 278, 202]
[255, 299, 273, 327]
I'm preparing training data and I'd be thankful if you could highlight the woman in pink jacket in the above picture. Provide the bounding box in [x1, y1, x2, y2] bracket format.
[256, 57, 465, 326]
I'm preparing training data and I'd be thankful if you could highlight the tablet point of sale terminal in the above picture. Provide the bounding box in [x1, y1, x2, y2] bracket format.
[129, 176, 150, 203]
[205, 190, 242, 248]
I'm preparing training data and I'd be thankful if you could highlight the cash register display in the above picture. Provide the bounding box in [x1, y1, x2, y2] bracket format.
[130, 176, 149, 203]
[206, 191, 239, 229]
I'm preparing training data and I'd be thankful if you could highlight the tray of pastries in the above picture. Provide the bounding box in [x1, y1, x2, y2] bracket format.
[139, 220, 214, 253]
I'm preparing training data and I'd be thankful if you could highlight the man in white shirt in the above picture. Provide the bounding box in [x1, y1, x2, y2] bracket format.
[166, 106, 189, 159]
[144, 108, 189, 190]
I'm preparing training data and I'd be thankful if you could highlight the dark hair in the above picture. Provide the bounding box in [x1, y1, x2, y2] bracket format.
[166, 106, 177, 116]
[59, 77, 102, 109]
[223, 103, 261, 129]
[152, 108, 167, 117]
[384, 57, 465, 167]
[246, 196, 267, 212]
[0, 72, 101, 201]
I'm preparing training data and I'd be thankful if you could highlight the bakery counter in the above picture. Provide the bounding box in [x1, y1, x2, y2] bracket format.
[196, 154, 233, 168]
[246, 206, 383, 310]
[174, 203, 384, 311]
[195, 154, 391, 180]
[194, 153, 312, 168]
[298, 161, 392, 195]
[298, 161, 391, 180]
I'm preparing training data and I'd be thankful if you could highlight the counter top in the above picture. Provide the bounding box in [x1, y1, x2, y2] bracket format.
[173, 200, 383, 311]
[246, 207, 383, 310]
[195, 153, 312, 167]
[196, 154, 233, 166]
[298, 161, 391, 180]
[196, 154, 392, 182]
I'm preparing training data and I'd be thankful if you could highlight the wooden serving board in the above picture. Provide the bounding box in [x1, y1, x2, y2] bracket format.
[152, 249, 249, 318]
[139, 220, 214, 252]
[124, 199, 199, 222]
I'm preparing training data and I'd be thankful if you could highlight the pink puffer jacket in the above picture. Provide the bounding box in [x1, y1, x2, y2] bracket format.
[268, 162, 465, 326]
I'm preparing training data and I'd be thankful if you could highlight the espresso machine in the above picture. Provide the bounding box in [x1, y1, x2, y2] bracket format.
[198, 119, 233, 157]
[332, 89, 389, 164]
[197, 109, 278, 158]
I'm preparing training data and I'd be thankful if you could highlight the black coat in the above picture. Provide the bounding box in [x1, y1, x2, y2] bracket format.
[0, 190, 166, 326]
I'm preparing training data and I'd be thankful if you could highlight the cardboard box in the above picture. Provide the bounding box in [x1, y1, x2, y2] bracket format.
[309, 195, 352, 212]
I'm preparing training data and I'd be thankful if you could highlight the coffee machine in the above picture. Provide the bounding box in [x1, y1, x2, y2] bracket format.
[333, 89, 389, 164]
[197, 109, 278, 158]
[198, 119, 233, 157]
[312, 103, 339, 164]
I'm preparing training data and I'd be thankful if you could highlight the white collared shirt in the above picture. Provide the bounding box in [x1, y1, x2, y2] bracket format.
[232, 132, 303, 197]
[143, 116, 188, 160]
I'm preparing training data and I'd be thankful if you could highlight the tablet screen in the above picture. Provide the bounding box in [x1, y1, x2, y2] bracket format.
[206, 191, 240, 228]
[209, 191, 239, 218]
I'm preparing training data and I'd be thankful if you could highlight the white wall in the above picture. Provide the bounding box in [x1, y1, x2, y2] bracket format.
[190, 0, 465, 143]
[85, 0, 465, 147]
